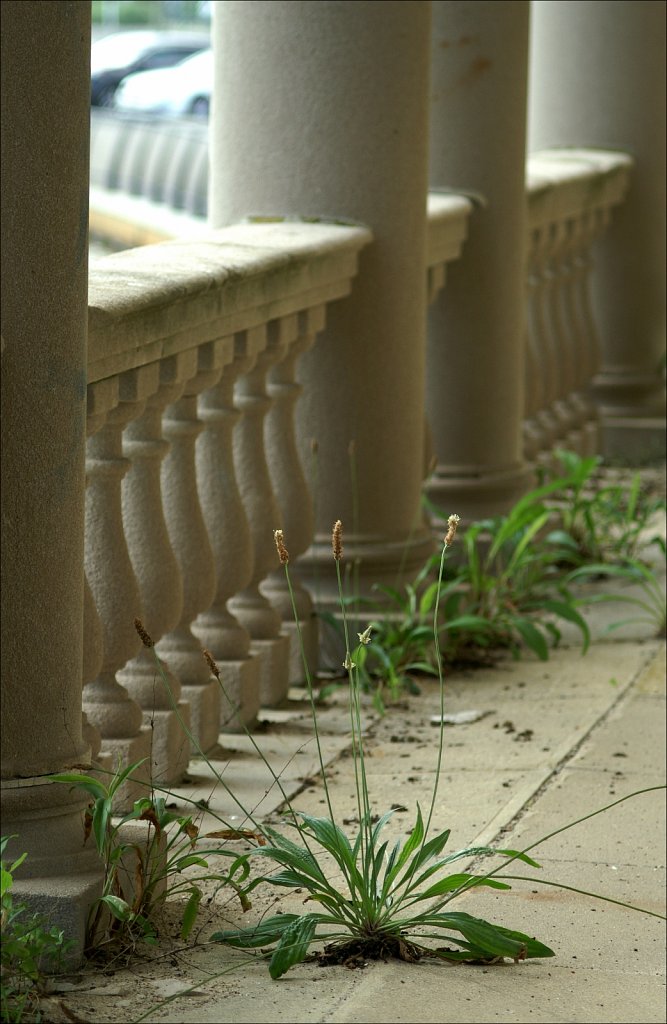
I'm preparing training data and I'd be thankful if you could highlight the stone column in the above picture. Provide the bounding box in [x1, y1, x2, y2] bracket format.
[426, 1, 533, 523]
[210, 0, 434, 614]
[528, 0, 666, 462]
[0, 0, 102, 957]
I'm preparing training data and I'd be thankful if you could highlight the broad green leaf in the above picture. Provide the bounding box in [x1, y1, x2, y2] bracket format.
[389, 828, 452, 896]
[502, 511, 551, 580]
[370, 809, 396, 845]
[180, 887, 202, 941]
[169, 854, 209, 871]
[488, 504, 546, 562]
[211, 913, 302, 949]
[490, 923, 555, 959]
[299, 814, 355, 869]
[535, 599, 590, 654]
[444, 614, 493, 633]
[269, 915, 318, 979]
[391, 805, 425, 877]
[419, 873, 512, 900]
[100, 894, 132, 921]
[438, 911, 527, 959]
[264, 869, 328, 891]
[419, 580, 441, 617]
[92, 799, 112, 854]
[48, 772, 107, 802]
[253, 845, 327, 886]
[545, 529, 582, 552]
[261, 829, 327, 882]
[513, 617, 549, 660]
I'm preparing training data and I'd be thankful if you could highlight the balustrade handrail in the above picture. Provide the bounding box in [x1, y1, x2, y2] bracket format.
[88, 221, 372, 383]
[527, 147, 633, 224]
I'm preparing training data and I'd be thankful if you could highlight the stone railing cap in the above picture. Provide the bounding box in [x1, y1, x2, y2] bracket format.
[88, 221, 372, 382]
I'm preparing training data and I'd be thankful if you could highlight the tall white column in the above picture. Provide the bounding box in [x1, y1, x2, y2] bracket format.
[210, 0, 434, 614]
[528, 0, 666, 461]
[0, 0, 102, 959]
[426, 1, 533, 523]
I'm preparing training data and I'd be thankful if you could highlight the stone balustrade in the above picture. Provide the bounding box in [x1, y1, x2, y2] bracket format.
[84, 222, 371, 798]
[426, 192, 475, 305]
[524, 148, 633, 465]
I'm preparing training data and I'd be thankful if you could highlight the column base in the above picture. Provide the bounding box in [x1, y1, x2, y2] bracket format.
[10, 873, 103, 968]
[599, 416, 667, 464]
[180, 679, 222, 755]
[293, 528, 436, 619]
[425, 461, 535, 524]
[141, 703, 191, 786]
[280, 615, 320, 685]
[1, 777, 105, 966]
[250, 635, 291, 707]
[99, 729, 152, 810]
[217, 655, 261, 733]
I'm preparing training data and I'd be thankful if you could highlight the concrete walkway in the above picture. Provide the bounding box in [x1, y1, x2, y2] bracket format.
[50, 630, 666, 1024]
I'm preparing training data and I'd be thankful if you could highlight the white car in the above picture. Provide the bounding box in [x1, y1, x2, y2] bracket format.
[113, 48, 213, 117]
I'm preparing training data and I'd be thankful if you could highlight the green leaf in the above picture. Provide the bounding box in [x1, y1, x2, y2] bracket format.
[536, 599, 590, 654]
[502, 511, 551, 580]
[269, 915, 318, 979]
[419, 581, 441, 617]
[92, 799, 112, 854]
[388, 828, 452, 896]
[180, 887, 202, 941]
[211, 913, 302, 949]
[49, 772, 107, 802]
[444, 614, 493, 633]
[169, 854, 209, 871]
[259, 829, 327, 884]
[299, 814, 354, 870]
[512, 617, 549, 660]
[438, 911, 527, 959]
[420, 873, 512, 900]
[100, 894, 132, 921]
[392, 805, 425, 876]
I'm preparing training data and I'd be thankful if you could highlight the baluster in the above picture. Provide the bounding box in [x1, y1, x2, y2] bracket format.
[230, 324, 291, 707]
[574, 207, 609, 455]
[527, 226, 562, 461]
[117, 356, 193, 786]
[261, 308, 324, 683]
[194, 331, 263, 732]
[82, 381, 114, 769]
[543, 220, 580, 446]
[81, 576, 103, 764]
[83, 373, 154, 805]
[551, 216, 587, 453]
[158, 338, 234, 753]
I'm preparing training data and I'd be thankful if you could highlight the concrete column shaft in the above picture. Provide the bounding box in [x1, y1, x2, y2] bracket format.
[1, 0, 103, 959]
[528, 0, 666, 455]
[426, 1, 532, 520]
[1, 1, 90, 778]
[210, 1, 434, 607]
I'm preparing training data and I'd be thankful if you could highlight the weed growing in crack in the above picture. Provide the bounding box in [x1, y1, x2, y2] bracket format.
[49, 755, 253, 955]
[1, 837, 74, 1023]
[209, 518, 665, 979]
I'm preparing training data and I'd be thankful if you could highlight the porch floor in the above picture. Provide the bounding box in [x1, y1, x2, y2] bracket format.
[42, 628, 666, 1022]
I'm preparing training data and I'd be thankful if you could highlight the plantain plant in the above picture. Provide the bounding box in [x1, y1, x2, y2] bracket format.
[210, 518, 664, 979]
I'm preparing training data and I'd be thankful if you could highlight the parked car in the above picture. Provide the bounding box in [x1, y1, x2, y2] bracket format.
[113, 48, 213, 117]
[91, 30, 210, 107]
